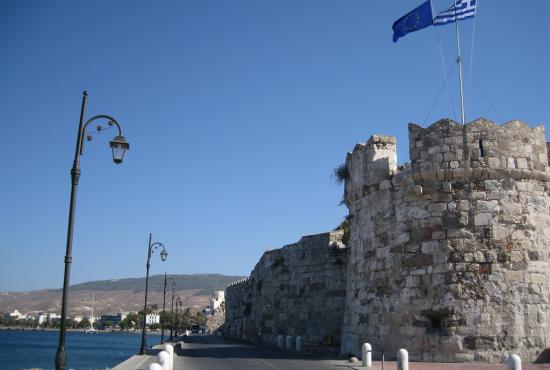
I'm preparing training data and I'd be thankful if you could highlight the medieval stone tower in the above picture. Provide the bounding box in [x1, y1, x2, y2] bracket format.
[341, 118, 550, 363]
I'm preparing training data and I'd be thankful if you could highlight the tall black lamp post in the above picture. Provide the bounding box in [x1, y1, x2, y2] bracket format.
[55, 91, 130, 370]
[175, 295, 182, 338]
[139, 234, 168, 355]
[168, 280, 176, 340]
[161, 274, 175, 344]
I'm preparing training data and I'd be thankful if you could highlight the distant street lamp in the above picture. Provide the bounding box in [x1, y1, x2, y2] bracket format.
[139, 234, 168, 355]
[55, 91, 130, 370]
[161, 274, 175, 344]
[175, 295, 182, 338]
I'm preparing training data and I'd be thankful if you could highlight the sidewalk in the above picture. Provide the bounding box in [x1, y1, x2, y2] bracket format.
[111, 336, 550, 370]
[348, 360, 550, 370]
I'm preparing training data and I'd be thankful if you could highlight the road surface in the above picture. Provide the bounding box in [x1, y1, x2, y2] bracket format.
[113, 334, 550, 370]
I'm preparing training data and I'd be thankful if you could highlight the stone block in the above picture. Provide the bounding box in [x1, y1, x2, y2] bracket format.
[516, 158, 529, 169]
[458, 200, 470, 211]
[474, 213, 492, 226]
[476, 200, 499, 213]
[471, 191, 486, 200]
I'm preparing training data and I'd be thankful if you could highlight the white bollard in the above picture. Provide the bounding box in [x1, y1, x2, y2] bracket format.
[146, 364, 163, 370]
[158, 350, 170, 370]
[164, 344, 174, 370]
[397, 349, 409, 370]
[362, 343, 372, 367]
[296, 336, 303, 352]
[285, 335, 292, 350]
[508, 354, 522, 370]
[277, 335, 284, 348]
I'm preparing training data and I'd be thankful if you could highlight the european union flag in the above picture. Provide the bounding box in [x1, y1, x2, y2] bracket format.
[392, 1, 434, 42]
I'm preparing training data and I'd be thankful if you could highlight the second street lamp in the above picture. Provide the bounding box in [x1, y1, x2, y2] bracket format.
[161, 275, 175, 344]
[175, 295, 182, 338]
[169, 281, 176, 341]
[139, 234, 167, 355]
[55, 91, 129, 370]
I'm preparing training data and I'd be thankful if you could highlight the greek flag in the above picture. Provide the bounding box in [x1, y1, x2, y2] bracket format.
[434, 0, 477, 26]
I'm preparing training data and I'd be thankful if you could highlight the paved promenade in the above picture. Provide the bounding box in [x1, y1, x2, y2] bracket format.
[113, 334, 550, 370]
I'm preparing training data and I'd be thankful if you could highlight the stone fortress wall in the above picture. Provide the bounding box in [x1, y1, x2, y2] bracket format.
[225, 231, 348, 347]
[225, 118, 550, 363]
[342, 118, 550, 363]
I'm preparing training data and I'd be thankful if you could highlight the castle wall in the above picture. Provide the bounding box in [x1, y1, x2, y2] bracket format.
[341, 118, 550, 363]
[225, 231, 348, 347]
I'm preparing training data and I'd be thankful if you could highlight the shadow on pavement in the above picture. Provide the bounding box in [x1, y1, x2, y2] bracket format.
[175, 334, 338, 361]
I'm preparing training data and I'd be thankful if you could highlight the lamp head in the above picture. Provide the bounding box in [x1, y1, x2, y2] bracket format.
[160, 248, 168, 261]
[109, 135, 130, 164]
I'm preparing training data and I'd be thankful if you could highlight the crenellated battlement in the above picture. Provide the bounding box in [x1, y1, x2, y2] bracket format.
[345, 118, 550, 208]
[344, 134, 398, 206]
[225, 278, 249, 290]
[409, 118, 549, 184]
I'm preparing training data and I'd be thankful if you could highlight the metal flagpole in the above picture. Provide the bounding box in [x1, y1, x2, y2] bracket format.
[454, 0, 466, 125]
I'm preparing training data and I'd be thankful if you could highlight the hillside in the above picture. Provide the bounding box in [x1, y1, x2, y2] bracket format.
[0, 274, 245, 316]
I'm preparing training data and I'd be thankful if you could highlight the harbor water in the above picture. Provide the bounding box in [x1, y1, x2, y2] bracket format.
[0, 329, 161, 370]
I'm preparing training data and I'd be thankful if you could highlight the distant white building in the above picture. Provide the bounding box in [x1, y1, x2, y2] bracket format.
[36, 312, 61, 325]
[210, 291, 225, 311]
[49, 313, 61, 322]
[146, 313, 160, 325]
[37, 313, 49, 325]
[3, 310, 27, 321]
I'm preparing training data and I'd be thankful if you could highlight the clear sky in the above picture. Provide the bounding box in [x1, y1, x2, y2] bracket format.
[1, 1, 548, 291]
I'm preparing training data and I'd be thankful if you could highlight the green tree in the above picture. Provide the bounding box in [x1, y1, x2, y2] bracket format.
[194, 311, 206, 326]
[120, 313, 138, 330]
[77, 318, 91, 329]
[181, 308, 192, 329]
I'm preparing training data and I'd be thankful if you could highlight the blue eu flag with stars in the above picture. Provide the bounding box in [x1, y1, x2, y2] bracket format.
[392, 1, 434, 42]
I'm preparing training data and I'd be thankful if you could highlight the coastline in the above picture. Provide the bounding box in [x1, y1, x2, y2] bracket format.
[0, 326, 161, 334]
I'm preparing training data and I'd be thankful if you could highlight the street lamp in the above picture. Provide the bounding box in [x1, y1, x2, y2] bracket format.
[175, 295, 182, 338]
[55, 91, 129, 370]
[169, 288, 176, 340]
[139, 234, 167, 355]
[161, 274, 175, 344]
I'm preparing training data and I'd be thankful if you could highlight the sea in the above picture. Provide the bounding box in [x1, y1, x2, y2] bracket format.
[0, 329, 161, 370]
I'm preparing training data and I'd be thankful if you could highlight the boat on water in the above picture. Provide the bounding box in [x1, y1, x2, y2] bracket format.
[85, 295, 97, 334]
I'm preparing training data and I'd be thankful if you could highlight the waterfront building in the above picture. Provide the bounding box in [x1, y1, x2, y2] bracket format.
[37, 313, 48, 325]
[145, 313, 160, 325]
[99, 313, 127, 327]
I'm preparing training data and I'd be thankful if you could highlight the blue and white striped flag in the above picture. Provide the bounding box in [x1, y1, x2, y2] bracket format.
[434, 0, 477, 26]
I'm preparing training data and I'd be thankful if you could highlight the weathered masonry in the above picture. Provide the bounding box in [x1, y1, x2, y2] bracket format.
[225, 118, 550, 363]
[225, 231, 348, 347]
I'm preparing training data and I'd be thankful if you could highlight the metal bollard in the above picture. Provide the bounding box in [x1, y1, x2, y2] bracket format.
[285, 335, 292, 350]
[508, 354, 522, 370]
[164, 344, 174, 370]
[397, 349, 409, 370]
[146, 364, 163, 370]
[362, 343, 372, 367]
[158, 350, 170, 370]
[296, 336, 303, 352]
[277, 335, 284, 348]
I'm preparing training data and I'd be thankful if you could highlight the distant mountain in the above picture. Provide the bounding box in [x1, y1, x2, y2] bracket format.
[70, 273, 244, 295]
[0, 274, 245, 316]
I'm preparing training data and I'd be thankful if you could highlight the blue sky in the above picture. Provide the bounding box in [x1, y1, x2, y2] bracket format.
[1, 1, 548, 291]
